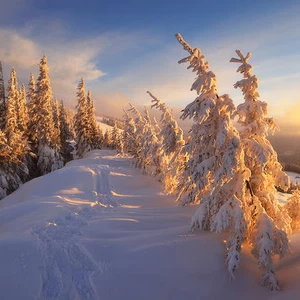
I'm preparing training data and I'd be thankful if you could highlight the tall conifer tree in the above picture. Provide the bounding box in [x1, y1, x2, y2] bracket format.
[0, 61, 6, 130]
[74, 78, 90, 157]
[27, 73, 38, 151]
[35, 56, 63, 174]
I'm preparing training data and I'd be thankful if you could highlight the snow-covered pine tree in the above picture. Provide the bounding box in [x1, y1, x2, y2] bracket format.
[127, 103, 146, 169]
[111, 122, 120, 150]
[231, 50, 291, 290]
[137, 107, 162, 176]
[122, 108, 138, 156]
[175, 33, 254, 281]
[87, 90, 101, 149]
[59, 100, 74, 163]
[103, 128, 112, 148]
[4, 68, 27, 161]
[27, 73, 39, 152]
[74, 78, 91, 158]
[35, 56, 63, 174]
[16, 84, 29, 134]
[116, 134, 124, 156]
[147, 91, 185, 193]
[285, 190, 300, 232]
[52, 98, 61, 148]
[0, 61, 6, 130]
[175, 33, 239, 207]
[0, 68, 28, 196]
[0, 130, 9, 163]
[25, 73, 40, 178]
[148, 91, 184, 156]
[0, 130, 13, 198]
[96, 125, 103, 147]
[65, 107, 76, 139]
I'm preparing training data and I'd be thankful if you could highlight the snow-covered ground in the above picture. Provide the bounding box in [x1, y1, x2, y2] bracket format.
[286, 171, 300, 184]
[96, 117, 114, 133]
[0, 150, 299, 300]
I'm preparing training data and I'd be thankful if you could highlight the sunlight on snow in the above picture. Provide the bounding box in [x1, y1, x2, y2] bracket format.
[55, 195, 96, 206]
[58, 187, 84, 195]
[47, 222, 57, 227]
[119, 204, 141, 209]
[110, 171, 132, 177]
[103, 217, 139, 223]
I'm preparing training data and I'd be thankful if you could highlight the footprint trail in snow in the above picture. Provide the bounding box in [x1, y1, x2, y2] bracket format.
[32, 158, 117, 300]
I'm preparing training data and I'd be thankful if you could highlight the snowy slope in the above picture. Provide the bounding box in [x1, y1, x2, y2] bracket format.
[0, 150, 300, 300]
[96, 117, 114, 132]
[286, 171, 300, 184]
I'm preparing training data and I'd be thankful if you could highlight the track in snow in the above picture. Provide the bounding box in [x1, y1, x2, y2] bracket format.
[32, 162, 117, 300]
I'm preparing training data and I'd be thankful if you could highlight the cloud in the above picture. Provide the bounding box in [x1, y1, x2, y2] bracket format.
[0, 29, 40, 70]
[0, 28, 105, 102]
[1, 1, 300, 130]
[0, 27, 150, 110]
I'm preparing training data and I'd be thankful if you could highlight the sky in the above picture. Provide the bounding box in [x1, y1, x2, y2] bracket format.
[1, 0, 300, 135]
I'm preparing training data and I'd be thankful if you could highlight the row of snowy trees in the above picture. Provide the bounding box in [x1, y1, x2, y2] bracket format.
[74, 79, 102, 158]
[0, 53, 124, 198]
[0, 56, 75, 197]
[73, 78, 123, 157]
[0, 56, 108, 198]
[121, 34, 300, 290]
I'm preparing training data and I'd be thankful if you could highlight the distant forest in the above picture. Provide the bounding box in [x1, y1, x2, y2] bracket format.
[270, 135, 300, 173]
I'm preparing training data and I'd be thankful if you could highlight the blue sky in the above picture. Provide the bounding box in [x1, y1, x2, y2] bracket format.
[1, 0, 300, 134]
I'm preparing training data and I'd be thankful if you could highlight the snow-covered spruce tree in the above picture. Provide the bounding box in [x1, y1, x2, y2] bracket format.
[116, 134, 124, 156]
[27, 73, 39, 152]
[175, 34, 239, 207]
[137, 107, 163, 176]
[284, 190, 300, 232]
[16, 84, 29, 134]
[96, 125, 104, 147]
[148, 91, 184, 156]
[52, 98, 61, 148]
[122, 108, 139, 156]
[0, 68, 28, 196]
[59, 100, 74, 163]
[175, 33, 254, 282]
[65, 107, 76, 139]
[127, 103, 147, 169]
[35, 56, 63, 174]
[111, 122, 120, 150]
[103, 128, 112, 148]
[0, 130, 12, 198]
[4, 68, 28, 162]
[86, 90, 101, 149]
[25, 73, 40, 178]
[0, 61, 6, 130]
[230, 50, 291, 290]
[74, 78, 91, 158]
[147, 91, 185, 193]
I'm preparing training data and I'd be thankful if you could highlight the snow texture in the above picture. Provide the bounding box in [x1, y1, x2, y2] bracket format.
[0, 151, 300, 299]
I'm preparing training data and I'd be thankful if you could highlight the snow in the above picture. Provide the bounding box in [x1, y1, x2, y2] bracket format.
[286, 171, 300, 184]
[96, 117, 114, 133]
[0, 150, 300, 299]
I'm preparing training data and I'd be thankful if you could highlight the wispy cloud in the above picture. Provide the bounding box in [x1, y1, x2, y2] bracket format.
[0, 26, 152, 110]
[1, 1, 299, 137]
